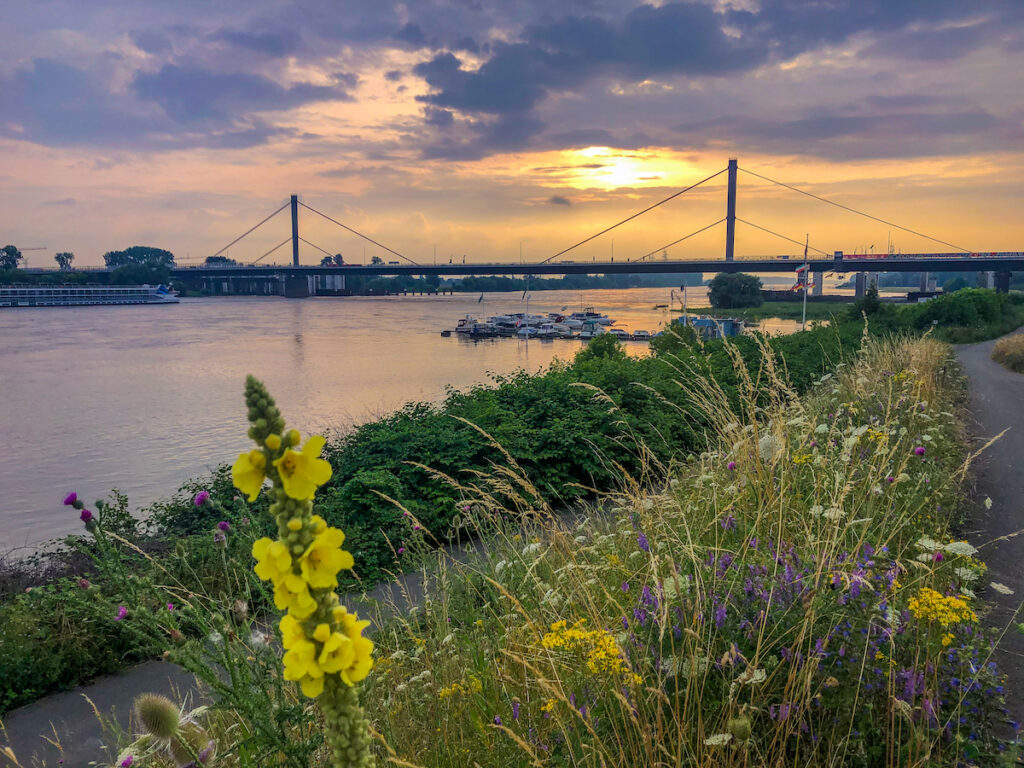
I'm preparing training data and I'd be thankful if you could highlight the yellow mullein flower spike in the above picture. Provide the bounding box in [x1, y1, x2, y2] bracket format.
[300, 528, 355, 589]
[273, 435, 332, 500]
[300, 674, 325, 698]
[252, 538, 292, 583]
[283, 639, 323, 682]
[265, 434, 282, 451]
[232, 449, 267, 501]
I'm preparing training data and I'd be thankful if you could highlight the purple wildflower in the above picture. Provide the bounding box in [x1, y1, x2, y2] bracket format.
[120, 757, 134, 768]
[933, 551, 943, 562]
[914, 446, 926, 456]
[114, 605, 127, 621]
[213, 531, 226, 545]
[621, 582, 630, 592]
[63, 492, 78, 506]
[714, 603, 727, 628]
[727, 461, 737, 471]
[637, 532, 650, 552]
[80, 509, 93, 523]
[78, 578, 90, 590]
[167, 603, 175, 611]
[886, 476, 895, 483]
[413, 524, 422, 531]
[193, 490, 210, 506]
[217, 521, 230, 532]
[397, 547, 405, 554]
[512, 701, 520, 721]
[721, 514, 736, 530]
[494, 715, 502, 726]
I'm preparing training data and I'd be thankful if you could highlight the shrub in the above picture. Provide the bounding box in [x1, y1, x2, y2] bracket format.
[708, 272, 763, 308]
[992, 333, 1024, 373]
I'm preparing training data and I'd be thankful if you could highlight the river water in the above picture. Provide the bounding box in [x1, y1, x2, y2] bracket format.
[0, 286, 802, 550]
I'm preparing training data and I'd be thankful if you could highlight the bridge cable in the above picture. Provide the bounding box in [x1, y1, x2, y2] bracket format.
[739, 167, 972, 253]
[209, 201, 289, 260]
[298, 201, 420, 266]
[635, 218, 726, 262]
[251, 237, 292, 265]
[537, 167, 728, 265]
[736, 217, 831, 257]
[298, 236, 335, 258]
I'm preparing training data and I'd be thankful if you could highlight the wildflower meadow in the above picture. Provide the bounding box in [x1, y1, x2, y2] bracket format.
[15, 330, 1019, 768]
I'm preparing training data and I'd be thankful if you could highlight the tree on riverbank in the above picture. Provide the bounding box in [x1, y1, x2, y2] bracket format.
[708, 271, 762, 308]
[0, 244, 23, 270]
[102, 245, 175, 268]
[54, 252, 74, 270]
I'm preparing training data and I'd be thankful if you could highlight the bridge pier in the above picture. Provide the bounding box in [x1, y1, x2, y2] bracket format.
[995, 271, 1011, 293]
[854, 273, 867, 299]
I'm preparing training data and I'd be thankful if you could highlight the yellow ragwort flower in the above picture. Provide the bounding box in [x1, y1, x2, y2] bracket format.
[273, 435, 332, 500]
[299, 527, 355, 589]
[274, 573, 318, 619]
[232, 449, 267, 501]
[252, 538, 292, 583]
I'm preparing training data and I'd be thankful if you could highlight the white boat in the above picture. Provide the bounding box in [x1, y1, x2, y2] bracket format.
[607, 328, 631, 340]
[0, 283, 179, 308]
[631, 330, 651, 341]
[516, 326, 539, 338]
[569, 307, 615, 326]
[579, 323, 607, 340]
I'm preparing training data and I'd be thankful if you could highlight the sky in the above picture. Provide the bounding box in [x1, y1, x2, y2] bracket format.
[2, 0, 1024, 268]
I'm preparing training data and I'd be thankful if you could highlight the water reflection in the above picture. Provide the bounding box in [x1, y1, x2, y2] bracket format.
[0, 286, 805, 549]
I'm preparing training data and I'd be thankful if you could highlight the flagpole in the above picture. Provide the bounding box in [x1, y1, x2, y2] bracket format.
[801, 234, 809, 332]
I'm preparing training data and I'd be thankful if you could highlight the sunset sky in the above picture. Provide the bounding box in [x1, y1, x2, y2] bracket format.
[2, 1, 1024, 268]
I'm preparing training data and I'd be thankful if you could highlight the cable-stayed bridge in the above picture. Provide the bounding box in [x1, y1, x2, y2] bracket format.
[46, 159, 1024, 294]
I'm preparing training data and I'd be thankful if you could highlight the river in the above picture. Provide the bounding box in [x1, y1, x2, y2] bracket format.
[0, 286, 803, 550]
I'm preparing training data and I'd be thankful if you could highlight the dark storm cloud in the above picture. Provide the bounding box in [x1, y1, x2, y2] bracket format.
[423, 107, 455, 128]
[209, 29, 304, 57]
[132, 65, 350, 123]
[674, 109, 1020, 160]
[0, 58, 328, 149]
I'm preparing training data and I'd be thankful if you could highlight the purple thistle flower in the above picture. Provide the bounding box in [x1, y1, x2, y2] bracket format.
[167, 603, 175, 611]
[933, 551, 943, 562]
[114, 605, 127, 621]
[193, 490, 210, 506]
[914, 445, 926, 456]
[63, 492, 78, 506]
[413, 524, 422, 531]
[397, 547, 405, 555]
[120, 757, 134, 768]
[886, 475, 895, 483]
[637, 532, 650, 552]
[217, 521, 230, 532]
[727, 461, 737, 471]
[80, 509, 93, 523]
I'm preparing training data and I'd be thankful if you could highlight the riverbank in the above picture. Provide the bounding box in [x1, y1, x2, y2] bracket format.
[5, 331, 1018, 766]
[2, 289, 1021, 717]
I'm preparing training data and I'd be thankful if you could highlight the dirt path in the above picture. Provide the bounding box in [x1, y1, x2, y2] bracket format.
[956, 335, 1024, 722]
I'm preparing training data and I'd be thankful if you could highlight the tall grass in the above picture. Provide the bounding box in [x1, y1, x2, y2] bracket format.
[363, 335, 1015, 767]
[991, 333, 1024, 373]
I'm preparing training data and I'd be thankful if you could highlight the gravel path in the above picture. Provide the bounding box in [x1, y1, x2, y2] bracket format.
[956, 334, 1024, 723]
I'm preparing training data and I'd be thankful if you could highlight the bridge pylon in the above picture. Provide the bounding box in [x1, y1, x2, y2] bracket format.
[725, 158, 737, 261]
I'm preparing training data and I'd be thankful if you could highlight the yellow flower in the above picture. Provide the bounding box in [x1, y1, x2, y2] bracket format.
[273, 435, 332, 500]
[333, 606, 374, 685]
[908, 587, 977, 627]
[279, 615, 306, 650]
[265, 433, 282, 451]
[318, 632, 356, 674]
[252, 538, 292, 583]
[232, 449, 267, 501]
[274, 573, 317, 619]
[299, 527, 355, 589]
[283, 639, 325, 698]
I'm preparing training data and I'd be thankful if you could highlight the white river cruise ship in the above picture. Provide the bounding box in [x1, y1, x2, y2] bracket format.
[0, 284, 180, 307]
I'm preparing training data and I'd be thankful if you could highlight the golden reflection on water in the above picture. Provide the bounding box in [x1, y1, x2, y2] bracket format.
[0, 286, 803, 549]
